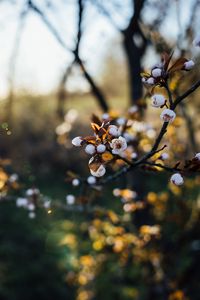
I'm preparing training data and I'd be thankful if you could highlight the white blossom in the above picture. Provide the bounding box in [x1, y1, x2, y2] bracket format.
[131, 152, 138, 159]
[27, 203, 35, 211]
[160, 109, 176, 123]
[16, 198, 28, 207]
[184, 60, 195, 70]
[161, 153, 169, 160]
[66, 194, 75, 205]
[85, 144, 96, 155]
[152, 68, 162, 78]
[96, 144, 106, 153]
[72, 178, 80, 186]
[72, 136, 83, 147]
[195, 153, 200, 160]
[123, 132, 134, 142]
[116, 118, 126, 126]
[110, 136, 127, 155]
[128, 105, 138, 114]
[29, 212, 36, 219]
[108, 125, 119, 137]
[170, 173, 184, 186]
[90, 165, 106, 177]
[26, 188, 40, 197]
[102, 113, 110, 120]
[9, 173, 18, 183]
[43, 200, 51, 209]
[193, 36, 200, 47]
[146, 77, 155, 85]
[26, 189, 34, 197]
[151, 94, 166, 107]
[87, 176, 96, 185]
[113, 188, 121, 196]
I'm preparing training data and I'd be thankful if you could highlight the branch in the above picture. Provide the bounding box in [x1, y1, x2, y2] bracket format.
[28, 0, 72, 53]
[173, 79, 200, 109]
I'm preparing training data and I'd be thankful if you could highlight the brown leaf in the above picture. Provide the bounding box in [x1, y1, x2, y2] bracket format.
[83, 136, 96, 143]
[91, 122, 100, 134]
[162, 51, 173, 70]
[91, 114, 102, 126]
[168, 57, 188, 73]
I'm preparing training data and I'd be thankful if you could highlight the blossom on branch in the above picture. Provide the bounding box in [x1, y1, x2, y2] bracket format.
[110, 136, 127, 155]
[160, 109, 176, 123]
[170, 173, 184, 186]
[151, 94, 166, 107]
[72, 136, 83, 147]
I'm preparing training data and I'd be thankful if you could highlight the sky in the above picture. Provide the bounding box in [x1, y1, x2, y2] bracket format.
[0, 0, 197, 98]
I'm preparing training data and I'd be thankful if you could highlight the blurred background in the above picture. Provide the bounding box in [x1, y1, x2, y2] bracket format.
[0, 0, 200, 299]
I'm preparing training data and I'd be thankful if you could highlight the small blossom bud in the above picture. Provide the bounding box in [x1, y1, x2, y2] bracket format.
[29, 212, 36, 219]
[97, 144, 106, 153]
[87, 176, 96, 185]
[151, 94, 166, 107]
[184, 60, 195, 70]
[113, 188, 121, 197]
[160, 109, 176, 123]
[16, 197, 28, 207]
[90, 165, 106, 177]
[85, 144, 96, 155]
[146, 77, 155, 85]
[27, 203, 35, 211]
[9, 173, 18, 183]
[72, 178, 80, 186]
[66, 194, 75, 205]
[131, 152, 138, 159]
[102, 113, 110, 120]
[26, 189, 34, 197]
[195, 153, 200, 160]
[160, 153, 169, 160]
[128, 105, 138, 114]
[123, 132, 134, 142]
[44, 200, 51, 208]
[108, 125, 119, 137]
[72, 136, 83, 147]
[170, 173, 184, 186]
[110, 136, 127, 155]
[116, 118, 126, 126]
[193, 36, 200, 47]
[152, 68, 162, 78]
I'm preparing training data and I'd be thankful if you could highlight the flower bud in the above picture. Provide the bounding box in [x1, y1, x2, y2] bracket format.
[128, 105, 138, 114]
[90, 164, 106, 177]
[102, 113, 110, 120]
[195, 153, 200, 160]
[152, 68, 162, 78]
[184, 60, 195, 70]
[108, 125, 119, 137]
[72, 178, 80, 186]
[160, 153, 169, 160]
[66, 194, 75, 205]
[85, 144, 96, 155]
[170, 173, 184, 186]
[97, 144, 106, 153]
[146, 77, 155, 85]
[160, 109, 176, 123]
[116, 118, 126, 126]
[72, 136, 83, 147]
[193, 36, 200, 47]
[87, 176, 96, 185]
[151, 94, 166, 107]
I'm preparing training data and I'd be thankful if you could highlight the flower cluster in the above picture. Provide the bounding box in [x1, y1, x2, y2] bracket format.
[141, 52, 195, 87]
[16, 188, 52, 218]
[72, 116, 128, 177]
